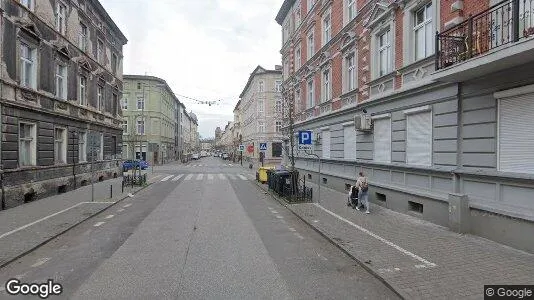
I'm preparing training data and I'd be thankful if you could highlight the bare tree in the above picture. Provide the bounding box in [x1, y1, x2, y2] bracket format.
[280, 85, 299, 171]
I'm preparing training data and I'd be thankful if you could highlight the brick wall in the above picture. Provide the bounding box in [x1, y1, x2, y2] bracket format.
[440, 0, 490, 30]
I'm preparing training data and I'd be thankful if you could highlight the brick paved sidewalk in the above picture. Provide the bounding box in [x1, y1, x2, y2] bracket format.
[259, 181, 534, 299]
[0, 172, 165, 267]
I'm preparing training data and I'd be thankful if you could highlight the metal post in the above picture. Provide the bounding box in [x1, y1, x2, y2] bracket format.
[110, 185, 113, 199]
[305, 151, 321, 204]
[0, 169, 5, 210]
[435, 31, 440, 70]
[90, 131, 94, 202]
[512, 0, 520, 42]
[467, 14, 473, 59]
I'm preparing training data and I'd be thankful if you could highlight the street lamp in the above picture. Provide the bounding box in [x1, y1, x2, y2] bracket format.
[71, 130, 78, 189]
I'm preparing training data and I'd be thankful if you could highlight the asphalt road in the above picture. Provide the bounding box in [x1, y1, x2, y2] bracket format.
[0, 157, 398, 299]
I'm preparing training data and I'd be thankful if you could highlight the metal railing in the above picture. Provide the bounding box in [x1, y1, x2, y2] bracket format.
[436, 0, 534, 69]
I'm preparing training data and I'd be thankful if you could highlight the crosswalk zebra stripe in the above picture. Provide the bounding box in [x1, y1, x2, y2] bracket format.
[238, 174, 247, 180]
[207, 174, 214, 180]
[161, 175, 174, 182]
[229, 164, 233, 166]
[196, 174, 204, 180]
[227, 174, 236, 180]
[171, 174, 184, 181]
[184, 174, 194, 180]
[218, 174, 226, 180]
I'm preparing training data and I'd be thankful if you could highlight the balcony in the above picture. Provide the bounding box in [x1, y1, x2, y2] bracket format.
[435, 0, 534, 82]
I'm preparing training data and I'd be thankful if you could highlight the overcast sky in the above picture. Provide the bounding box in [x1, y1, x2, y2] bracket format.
[100, 0, 284, 139]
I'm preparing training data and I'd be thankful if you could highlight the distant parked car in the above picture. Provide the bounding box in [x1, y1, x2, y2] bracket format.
[122, 160, 149, 171]
[192, 153, 199, 160]
[222, 153, 229, 160]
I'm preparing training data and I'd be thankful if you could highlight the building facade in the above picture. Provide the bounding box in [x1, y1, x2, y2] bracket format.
[236, 66, 284, 166]
[0, 0, 127, 209]
[276, 0, 534, 253]
[122, 75, 179, 164]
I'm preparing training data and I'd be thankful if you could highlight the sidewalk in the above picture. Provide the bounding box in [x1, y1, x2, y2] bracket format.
[255, 181, 534, 299]
[0, 172, 165, 268]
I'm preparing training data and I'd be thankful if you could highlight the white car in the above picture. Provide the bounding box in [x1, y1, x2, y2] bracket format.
[192, 154, 199, 160]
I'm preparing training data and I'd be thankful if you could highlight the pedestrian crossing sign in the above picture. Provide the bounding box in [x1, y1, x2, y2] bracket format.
[239, 145, 245, 152]
[259, 143, 267, 151]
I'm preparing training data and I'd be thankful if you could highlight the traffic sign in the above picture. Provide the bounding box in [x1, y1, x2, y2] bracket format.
[247, 144, 254, 153]
[259, 143, 267, 151]
[298, 131, 312, 145]
[239, 145, 245, 152]
[298, 144, 313, 150]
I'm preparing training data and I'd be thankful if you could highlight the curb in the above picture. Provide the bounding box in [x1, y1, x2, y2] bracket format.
[0, 181, 154, 269]
[252, 179, 408, 300]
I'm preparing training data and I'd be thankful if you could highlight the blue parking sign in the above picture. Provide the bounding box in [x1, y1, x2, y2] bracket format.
[298, 131, 312, 145]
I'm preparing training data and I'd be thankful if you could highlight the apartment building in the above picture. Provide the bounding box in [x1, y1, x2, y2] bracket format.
[236, 66, 284, 166]
[276, 0, 534, 253]
[0, 0, 127, 209]
[122, 75, 179, 164]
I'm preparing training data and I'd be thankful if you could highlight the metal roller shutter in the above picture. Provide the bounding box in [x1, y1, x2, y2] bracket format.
[322, 130, 331, 159]
[373, 118, 391, 163]
[406, 111, 432, 166]
[344, 126, 357, 160]
[499, 95, 534, 174]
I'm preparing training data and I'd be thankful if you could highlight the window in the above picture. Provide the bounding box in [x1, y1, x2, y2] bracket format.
[112, 53, 118, 74]
[122, 144, 128, 159]
[272, 142, 282, 157]
[137, 95, 144, 110]
[345, 54, 356, 92]
[295, 45, 301, 70]
[322, 68, 331, 102]
[378, 30, 392, 77]
[275, 80, 282, 92]
[97, 39, 104, 63]
[137, 119, 145, 134]
[79, 131, 87, 162]
[56, 2, 67, 35]
[122, 120, 128, 134]
[21, 0, 33, 10]
[79, 75, 87, 105]
[113, 94, 119, 115]
[54, 128, 67, 163]
[55, 64, 67, 100]
[20, 43, 36, 89]
[295, 4, 301, 28]
[258, 121, 265, 133]
[275, 98, 282, 113]
[98, 133, 104, 160]
[259, 81, 264, 92]
[307, 79, 314, 108]
[122, 97, 128, 110]
[322, 130, 331, 159]
[137, 82, 141, 89]
[79, 23, 88, 51]
[406, 110, 432, 166]
[322, 12, 331, 45]
[307, 0, 315, 12]
[258, 99, 264, 113]
[347, 0, 356, 21]
[343, 126, 356, 160]
[373, 117, 391, 163]
[307, 31, 314, 59]
[276, 121, 282, 132]
[414, 3, 433, 60]
[97, 85, 104, 111]
[19, 123, 36, 166]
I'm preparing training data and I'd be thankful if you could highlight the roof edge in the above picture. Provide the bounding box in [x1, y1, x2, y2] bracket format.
[275, 0, 296, 25]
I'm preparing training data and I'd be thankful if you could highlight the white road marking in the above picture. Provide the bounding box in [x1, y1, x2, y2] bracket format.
[123, 203, 132, 208]
[313, 220, 319, 223]
[196, 174, 204, 180]
[288, 228, 296, 232]
[198, 164, 202, 167]
[275, 215, 284, 219]
[172, 174, 184, 181]
[316, 252, 328, 261]
[229, 164, 233, 166]
[207, 174, 214, 180]
[267, 207, 273, 210]
[238, 174, 247, 180]
[105, 214, 114, 219]
[31, 257, 50, 268]
[271, 210, 278, 214]
[218, 174, 226, 180]
[227, 174, 236, 180]
[117, 209, 125, 212]
[314, 203, 436, 267]
[150, 175, 162, 182]
[295, 233, 304, 239]
[94, 222, 105, 227]
[0, 202, 85, 240]
[184, 174, 194, 180]
[161, 175, 174, 181]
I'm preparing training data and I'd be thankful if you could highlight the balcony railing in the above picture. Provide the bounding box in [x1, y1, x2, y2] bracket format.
[436, 0, 534, 70]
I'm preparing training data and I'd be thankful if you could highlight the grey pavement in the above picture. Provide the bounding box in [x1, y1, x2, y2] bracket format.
[266, 181, 534, 299]
[0, 171, 164, 268]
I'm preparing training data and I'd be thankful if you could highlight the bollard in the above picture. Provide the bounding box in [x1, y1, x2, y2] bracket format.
[121, 180, 124, 193]
[110, 185, 113, 199]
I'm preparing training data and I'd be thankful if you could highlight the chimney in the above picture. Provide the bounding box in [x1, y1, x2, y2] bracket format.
[275, 65, 282, 71]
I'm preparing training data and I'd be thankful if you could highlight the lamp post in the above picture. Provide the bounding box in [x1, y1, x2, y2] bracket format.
[72, 130, 78, 189]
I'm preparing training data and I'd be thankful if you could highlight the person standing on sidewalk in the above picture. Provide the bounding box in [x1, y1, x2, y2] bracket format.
[355, 172, 370, 214]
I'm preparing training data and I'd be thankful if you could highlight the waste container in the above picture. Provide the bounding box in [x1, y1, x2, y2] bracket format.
[273, 171, 291, 195]
[257, 166, 275, 184]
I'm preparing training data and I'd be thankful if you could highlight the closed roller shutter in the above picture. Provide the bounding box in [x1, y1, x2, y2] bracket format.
[322, 130, 331, 159]
[373, 118, 391, 163]
[406, 111, 432, 166]
[499, 95, 534, 174]
[343, 126, 356, 160]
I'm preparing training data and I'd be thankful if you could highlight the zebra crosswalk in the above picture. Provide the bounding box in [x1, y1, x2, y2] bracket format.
[186, 164, 235, 167]
[158, 173, 252, 182]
